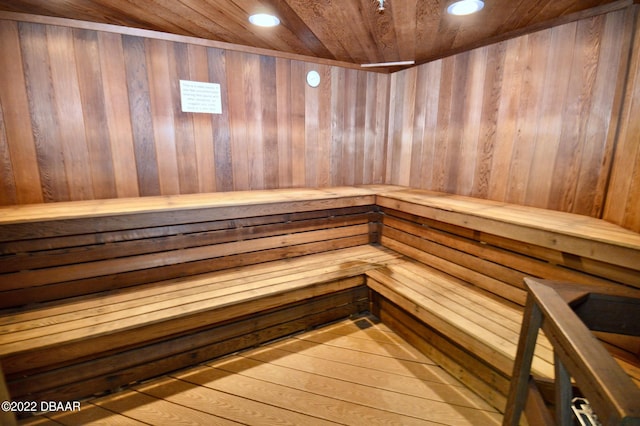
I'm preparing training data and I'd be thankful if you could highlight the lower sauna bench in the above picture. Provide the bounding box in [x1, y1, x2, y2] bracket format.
[367, 260, 554, 412]
[0, 245, 402, 411]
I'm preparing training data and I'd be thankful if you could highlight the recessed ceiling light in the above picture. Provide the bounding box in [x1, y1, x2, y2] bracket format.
[249, 13, 280, 27]
[447, 0, 484, 16]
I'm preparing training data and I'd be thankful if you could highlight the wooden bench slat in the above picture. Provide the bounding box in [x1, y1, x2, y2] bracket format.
[377, 190, 640, 272]
[366, 271, 554, 379]
[0, 224, 371, 289]
[0, 248, 399, 356]
[0, 188, 376, 239]
[8, 288, 369, 401]
[2, 276, 367, 376]
[382, 261, 555, 355]
[369, 268, 524, 344]
[0, 247, 400, 334]
[0, 245, 399, 327]
[382, 212, 631, 289]
[381, 207, 640, 287]
[0, 187, 377, 225]
[383, 261, 522, 330]
[382, 236, 528, 305]
[0, 236, 373, 308]
[383, 224, 527, 288]
[0, 212, 373, 272]
[368, 275, 533, 378]
[0, 206, 375, 256]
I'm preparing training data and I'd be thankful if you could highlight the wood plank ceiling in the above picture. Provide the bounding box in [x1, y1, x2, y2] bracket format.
[0, 0, 631, 71]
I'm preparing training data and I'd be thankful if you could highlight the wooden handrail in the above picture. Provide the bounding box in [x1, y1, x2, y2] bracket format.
[503, 278, 640, 426]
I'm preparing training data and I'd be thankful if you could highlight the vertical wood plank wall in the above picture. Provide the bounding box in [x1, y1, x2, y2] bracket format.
[0, 19, 389, 204]
[386, 7, 635, 220]
[604, 6, 640, 233]
[0, 7, 639, 232]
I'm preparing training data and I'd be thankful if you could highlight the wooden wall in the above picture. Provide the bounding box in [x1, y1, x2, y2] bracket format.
[1, 7, 639, 232]
[604, 6, 640, 233]
[0, 19, 389, 204]
[386, 7, 634, 219]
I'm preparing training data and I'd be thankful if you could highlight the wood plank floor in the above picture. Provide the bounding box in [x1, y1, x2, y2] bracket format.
[19, 315, 502, 425]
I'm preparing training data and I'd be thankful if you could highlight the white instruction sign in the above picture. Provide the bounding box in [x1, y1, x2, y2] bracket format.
[180, 80, 222, 114]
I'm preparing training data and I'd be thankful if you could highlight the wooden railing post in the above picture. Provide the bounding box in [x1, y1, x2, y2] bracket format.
[503, 293, 543, 426]
[505, 278, 640, 426]
[0, 362, 16, 426]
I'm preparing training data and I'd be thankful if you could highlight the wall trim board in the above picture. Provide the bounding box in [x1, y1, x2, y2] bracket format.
[0, 11, 381, 74]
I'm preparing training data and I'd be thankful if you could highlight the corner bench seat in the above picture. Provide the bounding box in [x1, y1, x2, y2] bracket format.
[1, 186, 639, 416]
[366, 261, 555, 410]
[367, 259, 555, 376]
[368, 189, 640, 411]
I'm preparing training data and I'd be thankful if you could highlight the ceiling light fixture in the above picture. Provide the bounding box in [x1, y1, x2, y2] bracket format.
[361, 60, 415, 68]
[447, 0, 484, 16]
[249, 13, 280, 27]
